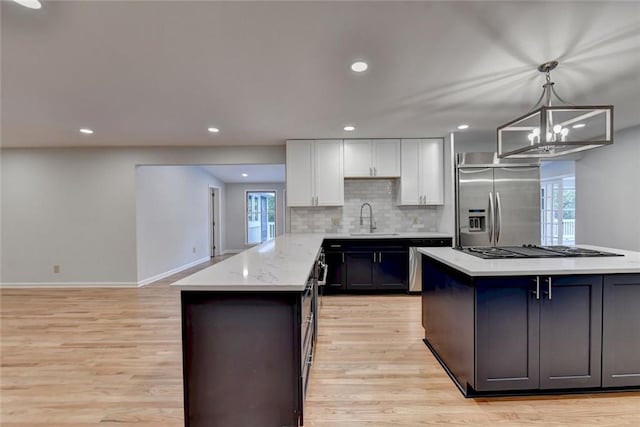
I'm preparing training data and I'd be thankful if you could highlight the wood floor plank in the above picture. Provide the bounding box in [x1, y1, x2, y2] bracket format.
[2, 262, 639, 425]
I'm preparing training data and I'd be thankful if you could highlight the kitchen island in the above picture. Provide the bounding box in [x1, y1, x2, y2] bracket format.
[172, 232, 453, 426]
[418, 246, 640, 396]
[173, 233, 324, 427]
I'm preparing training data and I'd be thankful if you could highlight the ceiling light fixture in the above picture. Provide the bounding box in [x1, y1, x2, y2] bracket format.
[497, 61, 613, 159]
[457, 124, 469, 130]
[350, 61, 368, 73]
[343, 125, 355, 132]
[79, 128, 94, 134]
[241, 173, 248, 177]
[208, 127, 220, 133]
[12, 0, 42, 9]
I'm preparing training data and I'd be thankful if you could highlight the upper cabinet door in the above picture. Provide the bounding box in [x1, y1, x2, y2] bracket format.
[398, 139, 421, 205]
[343, 140, 373, 177]
[420, 138, 444, 205]
[373, 139, 400, 178]
[314, 140, 344, 206]
[286, 140, 314, 207]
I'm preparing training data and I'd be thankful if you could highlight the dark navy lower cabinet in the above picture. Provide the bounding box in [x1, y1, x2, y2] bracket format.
[422, 257, 639, 396]
[476, 275, 603, 392]
[324, 238, 451, 292]
[373, 250, 408, 290]
[602, 274, 640, 388]
[539, 275, 602, 389]
[475, 277, 540, 391]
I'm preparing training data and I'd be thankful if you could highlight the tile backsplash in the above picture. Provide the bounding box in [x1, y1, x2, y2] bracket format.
[289, 179, 442, 233]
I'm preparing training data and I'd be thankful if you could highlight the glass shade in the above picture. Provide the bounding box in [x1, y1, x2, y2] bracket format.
[497, 105, 613, 159]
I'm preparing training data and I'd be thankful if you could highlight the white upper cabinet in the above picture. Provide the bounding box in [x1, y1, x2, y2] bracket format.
[397, 138, 444, 205]
[344, 139, 400, 178]
[286, 140, 344, 207]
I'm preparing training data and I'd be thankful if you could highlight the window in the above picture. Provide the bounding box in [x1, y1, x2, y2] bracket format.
[540, 162, 575, 245]
[246, 191, 277, 245]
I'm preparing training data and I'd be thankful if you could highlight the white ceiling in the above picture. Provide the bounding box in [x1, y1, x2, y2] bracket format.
[2, 1, 639, 148]
[201, 164, 285, 183]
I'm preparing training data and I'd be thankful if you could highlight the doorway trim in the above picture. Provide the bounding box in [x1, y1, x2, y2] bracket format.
[209, 186, 222, 257]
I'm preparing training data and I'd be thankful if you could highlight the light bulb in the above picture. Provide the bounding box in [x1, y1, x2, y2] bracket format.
[532, 128, 540, 136]
[546, 132, 552, 141]
[561, 128, 569, 136]
[553, 124, 562, 133]
[527, 133, 535, 143]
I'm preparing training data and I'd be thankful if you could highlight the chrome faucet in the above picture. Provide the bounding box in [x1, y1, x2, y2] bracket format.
[359, 202, 376, 233]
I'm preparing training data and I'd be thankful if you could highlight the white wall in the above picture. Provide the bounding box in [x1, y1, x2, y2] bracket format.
[576, 125, 640, 251]
[135, 166, 225, 284]
[0, 146, 285, 286]
[224, 182, 286, 251]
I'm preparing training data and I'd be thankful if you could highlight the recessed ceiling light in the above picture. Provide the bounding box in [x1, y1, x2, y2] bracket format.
[241, 173, 248, 177]
[79, 128, 94, 134]
[351, 61, 368, 73]
[572, 123, 586, 129]
[208, 127, 220, 133]
[12, 0, 42, 9]
[344, 125, 355, 132]
[457, 124, 469, 130]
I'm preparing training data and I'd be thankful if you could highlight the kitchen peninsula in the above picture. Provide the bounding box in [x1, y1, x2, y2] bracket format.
[172, 232, 450, 426]
[418, 246, 640, 396]
[173, 233, 324, 427]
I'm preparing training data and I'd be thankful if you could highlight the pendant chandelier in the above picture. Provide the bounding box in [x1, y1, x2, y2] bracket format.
[497, 61, 613, 159]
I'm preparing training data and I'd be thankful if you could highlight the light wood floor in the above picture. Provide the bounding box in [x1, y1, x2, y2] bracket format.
[2, 262, 639, 426]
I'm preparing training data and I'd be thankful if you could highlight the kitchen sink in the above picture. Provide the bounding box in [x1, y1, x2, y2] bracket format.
[349, 232, 399, 236]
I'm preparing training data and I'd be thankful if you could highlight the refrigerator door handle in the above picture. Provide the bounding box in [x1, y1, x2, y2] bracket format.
[495, 191, 502, 244]
[488, 191, 494, 245]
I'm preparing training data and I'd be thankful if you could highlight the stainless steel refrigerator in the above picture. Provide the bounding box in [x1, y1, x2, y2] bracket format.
[455, 152, 540, 247]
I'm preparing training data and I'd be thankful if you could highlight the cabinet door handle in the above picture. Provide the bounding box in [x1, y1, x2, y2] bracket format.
[373, 252, 377, 263]
[532, 277, 540, 300]
[341, 252, 345, 263]
[374, 167, 377, 176]
[548, 277, 552, 300]
[378, 252, 382, 262]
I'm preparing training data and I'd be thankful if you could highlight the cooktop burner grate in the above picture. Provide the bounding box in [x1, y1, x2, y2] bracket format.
[457, 245, 623, 259]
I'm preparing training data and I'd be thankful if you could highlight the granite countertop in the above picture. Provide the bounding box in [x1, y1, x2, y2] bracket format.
[173, 233, 324, 291]
[418, 245, 640, 276]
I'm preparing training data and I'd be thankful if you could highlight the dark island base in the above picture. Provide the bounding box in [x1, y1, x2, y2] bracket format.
[423, 338, 640, 398]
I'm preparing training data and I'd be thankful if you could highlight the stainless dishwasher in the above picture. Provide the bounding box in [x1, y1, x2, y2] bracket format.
[409, 246, 422, 292]
[409, 238, 453, 292]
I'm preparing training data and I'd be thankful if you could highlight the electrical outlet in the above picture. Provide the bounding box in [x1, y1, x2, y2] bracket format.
[331, 217, 340, 226]
[413, 217, 419, 225]
[53, 265, 60, 273]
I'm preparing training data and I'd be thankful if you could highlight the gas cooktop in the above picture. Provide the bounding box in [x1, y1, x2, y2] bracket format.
[457, 245, 624, 259]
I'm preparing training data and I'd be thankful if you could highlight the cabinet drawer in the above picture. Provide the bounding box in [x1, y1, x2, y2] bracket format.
[302, 287, 313, 327]
[301, 339, 314, 397]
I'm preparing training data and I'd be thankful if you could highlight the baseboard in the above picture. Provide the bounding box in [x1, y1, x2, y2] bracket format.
[222, 249, 243, 255]
[137, 256, 211, 287]
[0, 282, 138, 289]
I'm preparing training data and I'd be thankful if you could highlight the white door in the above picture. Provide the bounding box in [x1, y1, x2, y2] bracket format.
[398, 139, 421, 205]
[314, 140, 344, 206]
[286, 140, 314, 206]
[373, 139, 400, 177]
[420, 139, 444, 205]
[343, 140, 372, 177]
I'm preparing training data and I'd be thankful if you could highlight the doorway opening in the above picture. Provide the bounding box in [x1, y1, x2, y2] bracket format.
[245, 190, 277, 245]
